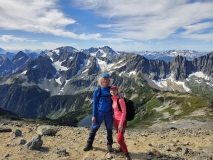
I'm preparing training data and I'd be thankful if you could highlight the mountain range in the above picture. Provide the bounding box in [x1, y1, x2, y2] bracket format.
[0, 46, 213, 126]
[137, 50, 208, 62]
[0, 46, 212, 94]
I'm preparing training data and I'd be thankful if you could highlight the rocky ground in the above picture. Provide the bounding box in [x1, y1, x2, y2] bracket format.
[1, 119, 213, 160]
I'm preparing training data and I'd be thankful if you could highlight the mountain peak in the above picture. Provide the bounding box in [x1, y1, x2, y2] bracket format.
[81, 46, 118, 60]
[12, 51, 28, 60]
[56, 46, 78, 52]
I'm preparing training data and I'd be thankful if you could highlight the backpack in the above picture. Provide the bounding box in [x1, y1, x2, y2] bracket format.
[117, 97, 135, 121]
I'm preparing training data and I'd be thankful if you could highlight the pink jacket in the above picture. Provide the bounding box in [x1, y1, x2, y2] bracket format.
[111, 95, 126, 126]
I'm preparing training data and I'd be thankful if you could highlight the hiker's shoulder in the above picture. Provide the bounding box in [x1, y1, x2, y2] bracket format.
[94, 87, 99, 93]
[118, 97, 125, 103]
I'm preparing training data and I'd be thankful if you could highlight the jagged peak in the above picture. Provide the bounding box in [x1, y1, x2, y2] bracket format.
[99, 46, 112, 50]
[171, 55, 187, 62]
[12, 51, 28, 60]
[56, 46, 78, 52]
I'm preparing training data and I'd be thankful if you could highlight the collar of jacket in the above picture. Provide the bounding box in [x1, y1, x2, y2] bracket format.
[111, 95, 119, 101]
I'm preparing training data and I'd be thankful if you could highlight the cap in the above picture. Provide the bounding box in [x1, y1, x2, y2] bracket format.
[102, 73, 110, 78]
[110, 85, 118, 90]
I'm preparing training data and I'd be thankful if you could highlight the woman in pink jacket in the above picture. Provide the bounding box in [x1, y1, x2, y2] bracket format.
[110, 85, 132, 160]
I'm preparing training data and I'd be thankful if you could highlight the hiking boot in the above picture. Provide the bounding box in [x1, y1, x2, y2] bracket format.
[125, 153, 132, 160]
[107, 145, 113, 152]
[114, 146, 123, 153]
[83, 143, 93, 151]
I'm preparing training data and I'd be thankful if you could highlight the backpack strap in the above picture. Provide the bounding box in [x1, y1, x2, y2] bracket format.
[117, 98, 122, 112]
[97, 85, 101, 103]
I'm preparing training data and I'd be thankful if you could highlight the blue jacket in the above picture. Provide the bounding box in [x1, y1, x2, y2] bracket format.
[92, 86, 112, 117]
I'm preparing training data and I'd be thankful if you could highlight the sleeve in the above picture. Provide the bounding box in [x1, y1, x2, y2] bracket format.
[119, 98, 126, 126]
[92, 88, 98, 117]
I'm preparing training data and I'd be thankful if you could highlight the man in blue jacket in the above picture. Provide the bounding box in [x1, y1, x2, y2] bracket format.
[84, 73, 113, 152]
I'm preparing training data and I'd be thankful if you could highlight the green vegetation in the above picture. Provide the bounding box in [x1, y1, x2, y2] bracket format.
[175, 96, 212, 117]
[0, 84, 50, 117]
[76, 102, 92, 120]
[191, 86, 213, 100]
[1, 74, 213, 129]
[127, 91, 213, 129]
[163, 107, 176, 115]
[128, 97, 162, 128]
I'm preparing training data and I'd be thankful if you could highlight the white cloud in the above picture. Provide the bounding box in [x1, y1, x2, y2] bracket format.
[74, 0, 213, 41]
[0, 0, 101, 40]
[181, 22, 213, 41]
[97, 24, 112, 28]
[182, 22, 213, 35]
[181, 33, 213, 41]
[1, 0, 213, 51]
[0, 41, 78, 50]
[0, 35, 37, 42]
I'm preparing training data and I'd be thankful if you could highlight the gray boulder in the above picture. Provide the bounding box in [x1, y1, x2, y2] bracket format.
[26, 134, 43, 150]
[0, 127, 12, 132]
[15, 138, 27, 145]
[37, 125, 58, 136]
[14, 129, 22, 137]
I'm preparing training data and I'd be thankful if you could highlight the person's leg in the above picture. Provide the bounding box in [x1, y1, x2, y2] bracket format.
[114, 118, 123, 153]
[117, 131, 128, 154]
[84, 112, 103, 151]
[84, 127, 98, 151]
[113, 118, 118, 132]
[116, 121, 129, 154]
[104, 113, 113, 145]
[86, 127, 99, 145]
[104, 113, 113, 151]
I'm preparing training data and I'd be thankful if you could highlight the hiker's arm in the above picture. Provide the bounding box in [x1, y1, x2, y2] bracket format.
[92, 89, 98, 122]
[119, 98, 126, 126]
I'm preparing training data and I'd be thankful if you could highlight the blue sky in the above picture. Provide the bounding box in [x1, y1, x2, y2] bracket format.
[0, 0, 213, 52]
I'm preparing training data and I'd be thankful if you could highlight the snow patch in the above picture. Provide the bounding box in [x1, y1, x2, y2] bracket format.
[96, 58, 115, 71]
[96, 59, 107, 71]
[152, 79, 167, 88]
[129, 71, 136, 76]
[114, 63, 126, 69]
[52, 49, 60, 55]
[82, 69, 89, 73]
[46, 52, 53, 61]
[77, 59, 88, 74]
[187, 71, 210, 81]
[98, 50, 107, 57]
[152, 73, 190, 92]
[175, 81, 191, 92]
[55, 77, 62, 85]
[21, 70, 27, 75]
[119, 71, 124, 76]
[165, 74, 171, 79]
[52, 60, 69, 71]
[32, 65, 38, 69]
[64, 79, 71, 86]
[206, 82, 213, 87]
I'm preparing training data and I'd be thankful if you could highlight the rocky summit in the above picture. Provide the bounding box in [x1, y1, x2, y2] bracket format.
[1, 119, 213, 160]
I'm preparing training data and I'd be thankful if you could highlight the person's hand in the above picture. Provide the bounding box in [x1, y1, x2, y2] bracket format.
[118, 125, 123, 132]
[92, 117, 96, 123]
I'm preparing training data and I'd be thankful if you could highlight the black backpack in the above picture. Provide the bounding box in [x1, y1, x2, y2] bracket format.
[117, 97, 135, 121]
